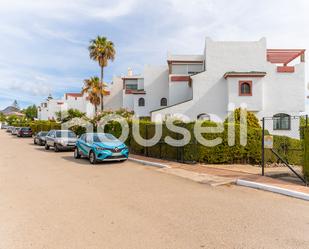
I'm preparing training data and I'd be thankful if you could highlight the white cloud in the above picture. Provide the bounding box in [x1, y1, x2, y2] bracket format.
[0, 0, 309, 110]
[0, 0, 138, 21]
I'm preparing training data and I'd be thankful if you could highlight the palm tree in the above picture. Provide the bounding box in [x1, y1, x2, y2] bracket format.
[82, 77, 102, 114]
[89, 36, 115, 111]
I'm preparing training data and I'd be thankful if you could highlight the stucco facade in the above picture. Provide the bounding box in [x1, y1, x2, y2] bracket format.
[111, 37, 306, 137]
[38, 37, 306, 138]
[37, 81, 122, 120]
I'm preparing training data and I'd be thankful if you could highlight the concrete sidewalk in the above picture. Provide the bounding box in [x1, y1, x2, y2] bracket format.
[130, 154, 309, 198]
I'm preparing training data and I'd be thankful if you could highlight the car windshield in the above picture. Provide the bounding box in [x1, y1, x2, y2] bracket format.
[55, 131, 76, 138]
[39, 132, 48, 136]
[21, 128, 31, 131]
[92, 133, 118, 143]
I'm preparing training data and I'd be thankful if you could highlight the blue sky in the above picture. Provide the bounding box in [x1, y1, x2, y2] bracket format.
[0, 0, 308, 110]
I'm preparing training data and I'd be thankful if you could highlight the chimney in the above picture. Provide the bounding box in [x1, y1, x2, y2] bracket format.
[128, 67, 133, 76]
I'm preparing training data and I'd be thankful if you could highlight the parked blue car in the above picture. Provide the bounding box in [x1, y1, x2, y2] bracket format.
[74, 133, 129, 164]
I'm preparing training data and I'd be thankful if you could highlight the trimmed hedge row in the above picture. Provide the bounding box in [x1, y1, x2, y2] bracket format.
[11, 121, 61, 134]
[303, 128, 309, 181]
[102, 120, 306, 166]
[264, 135, 303, 166]
[102, 121, 262, 164]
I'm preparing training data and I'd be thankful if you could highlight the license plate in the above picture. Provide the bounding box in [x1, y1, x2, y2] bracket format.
[112, 152, 122, 156]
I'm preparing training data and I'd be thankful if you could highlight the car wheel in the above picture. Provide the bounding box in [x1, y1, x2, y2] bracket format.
[54, 144, 60, 152]
[45, 144, 50, 150]
[89, 151, 97, 165]
[34, 139, 37, 145]
[74, 147, 81, 159]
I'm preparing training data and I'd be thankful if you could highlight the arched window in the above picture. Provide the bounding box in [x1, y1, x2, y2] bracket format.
[273, 113, 291, 130]
[239, 81, 252, 96]
[138, 97, 145, 107]
[197, 113, 210, 121]
[160, 98, 167, 106]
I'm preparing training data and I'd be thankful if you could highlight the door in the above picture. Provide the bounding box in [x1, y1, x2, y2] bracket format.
[78, 134, 91, 156]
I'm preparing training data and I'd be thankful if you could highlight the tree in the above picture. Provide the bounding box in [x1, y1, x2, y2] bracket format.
[55, 109, 86, 123]
[89, 36, 115, 111]
[81, 77, 102, 114]
[6, 115, 19, 125]
[225, 108, 261, 128]
[22, 105, 37, 120]
[0, 112, 6, 122]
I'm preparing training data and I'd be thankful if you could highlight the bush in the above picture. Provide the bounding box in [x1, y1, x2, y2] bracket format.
[225, 108, 261, 128]
[125, 121, 262, 164]
[303, 128, 309, 182]
[29, 121, 61, 134]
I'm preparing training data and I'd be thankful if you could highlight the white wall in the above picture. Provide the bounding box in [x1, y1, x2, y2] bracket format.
[38, 99, 62, 120]
[262, 63, 305, 114]
[227, 77, 263, 111]
[64, 96, 87, 112]
[169, 81, 193, 106]
[143, 65, 170, 115]
[152, 38, 268, 121]
[123, 93, 134, 111]
[133, 95, 148, 117]
[104, 77, 123, 110]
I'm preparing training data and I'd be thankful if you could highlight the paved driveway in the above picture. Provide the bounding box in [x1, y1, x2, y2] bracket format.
[0, 130, 309, 249]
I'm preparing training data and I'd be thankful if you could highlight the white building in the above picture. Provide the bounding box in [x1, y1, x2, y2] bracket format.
[109, 37, 305, 137]
[38, 37, 306, 137]
[38, 82, 123, 120]
[38, 93, 91, 120]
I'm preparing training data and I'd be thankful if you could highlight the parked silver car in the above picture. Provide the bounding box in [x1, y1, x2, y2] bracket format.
[6, 126, 13, 133]
[11, 127, 21, 135]
[45, 130, 77, 152]
[34, 131, 48, 146]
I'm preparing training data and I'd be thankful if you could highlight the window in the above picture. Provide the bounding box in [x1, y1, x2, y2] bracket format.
[138, 97, 145, 107]
[80, 134, 86, 142]
[48, 130, 55, 137]
[126, 84, 138, 90]
[55, 131, 77, 138]
[239, 81, 252, 96]
[160, 98, 167, 106]
[273, 113, 291, 130]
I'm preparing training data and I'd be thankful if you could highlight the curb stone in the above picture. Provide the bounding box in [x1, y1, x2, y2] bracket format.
[237, 179, 309, 201]
[128, 157, 170, 168]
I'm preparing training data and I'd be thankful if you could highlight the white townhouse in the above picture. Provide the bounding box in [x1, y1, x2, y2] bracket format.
[38, 93, 91, 120]
[38, 80, 124, 120]
[109, 37, 305, 137]
[38, 37, 306, 138]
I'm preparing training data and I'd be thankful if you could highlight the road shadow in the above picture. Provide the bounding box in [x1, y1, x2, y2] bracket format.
[33, 147, 75, 154]
[61, 155, 125, 166]
[11, 136, 32, 140]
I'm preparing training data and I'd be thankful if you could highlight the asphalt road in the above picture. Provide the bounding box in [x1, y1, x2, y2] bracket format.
[0, 130, 309, 249]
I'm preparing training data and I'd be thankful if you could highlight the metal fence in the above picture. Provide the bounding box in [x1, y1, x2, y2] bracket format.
[261, 115, 308, 184]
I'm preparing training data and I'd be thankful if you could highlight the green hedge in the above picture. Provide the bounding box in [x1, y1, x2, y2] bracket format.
[101, 120, 263, 164]
[10, 121, 61, 134]
[124, 121, 304, 165]
[29, 121, 61, 134]
[264, 135, 303, 166]
[303, 128, 309, 182]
